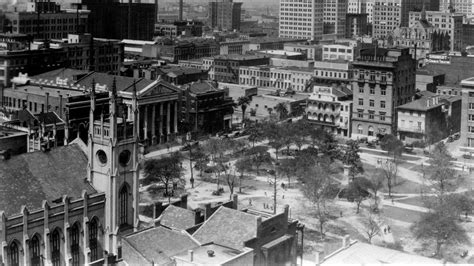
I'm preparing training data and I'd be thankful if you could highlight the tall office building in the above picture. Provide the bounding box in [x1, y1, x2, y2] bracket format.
[208, 0, 243, 31]
[279, 0, 323, 40]
[372, 0, 440, 39]
[440, 0, 474, 15]
[348, 0, 374, 23]
[323, 0, 348, 38]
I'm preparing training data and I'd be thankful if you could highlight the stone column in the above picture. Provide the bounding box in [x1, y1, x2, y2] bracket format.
[144, 105, 148, 141]
[166, 102, 171, 135]
[174, 102, 178, 134]
[159, 103, 163, 143]
[151, 104, 156, 144]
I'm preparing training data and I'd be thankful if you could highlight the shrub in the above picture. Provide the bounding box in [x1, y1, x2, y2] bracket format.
[412, 140, 426, 148]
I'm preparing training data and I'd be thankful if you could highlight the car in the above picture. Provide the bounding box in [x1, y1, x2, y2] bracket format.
[404, 144, 414, 152]
[423, 150, 430, 156]
[462, 153, 472, 159]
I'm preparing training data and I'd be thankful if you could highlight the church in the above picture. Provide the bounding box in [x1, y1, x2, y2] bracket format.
[0, 79, 142, 265]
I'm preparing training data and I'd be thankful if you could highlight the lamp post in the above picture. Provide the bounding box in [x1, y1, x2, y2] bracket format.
[186, 132, 195, 188]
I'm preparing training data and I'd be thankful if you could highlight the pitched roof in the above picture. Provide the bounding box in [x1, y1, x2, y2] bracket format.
[124, 226, 199, 265]
[31, 68, 90, 85]
[322, 242, 442, 265]
[35, 112, 64, 125]
[158, 205, 196, 230]
[75, 72, 154, 92]
[397, 96, 443, 111]
[187, 80, 218, 94]
[192, 206, 258, 250]
[0, 144, 95, 216]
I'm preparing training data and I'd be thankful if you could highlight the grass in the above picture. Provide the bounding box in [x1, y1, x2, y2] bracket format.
[362, 149, 420, 161]
[382, 205, 423, 223]
[397, 196, 435, 208]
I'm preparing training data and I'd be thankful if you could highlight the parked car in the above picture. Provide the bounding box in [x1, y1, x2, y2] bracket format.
[462, 153, 472, 159]
[404, 144, 414, 152]
[366, 142, 376, 148]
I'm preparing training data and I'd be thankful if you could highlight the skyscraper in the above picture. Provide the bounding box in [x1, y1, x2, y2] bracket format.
[208, 0, 243, 31]
[323, 0, 348, 38]
[279, 0, 323, 40]
[348, 0, 375, 23]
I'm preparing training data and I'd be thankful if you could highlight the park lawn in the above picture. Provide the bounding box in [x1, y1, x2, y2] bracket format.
[362, 149, 420, 161]
[382, 205, 423, 223]
[396, 196, 434, 208]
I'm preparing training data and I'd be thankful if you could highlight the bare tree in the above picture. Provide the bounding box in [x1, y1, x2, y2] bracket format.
[362, 214, 380, 244]
[222, 163, 238, 200]
[381, 159, 398, 197]
[235, 156, 253, 193]
[368, 169, 385, 211]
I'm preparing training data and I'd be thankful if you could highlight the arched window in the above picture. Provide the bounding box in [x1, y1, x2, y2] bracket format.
[357, 124, 363, 134]
[70, 224, 80, 266]
[89, 219, 99, 262]
[30, 235, 41, 266]
[119, 185, 129, 226]
[9, 241, 20, 266]
[368, 126, 374, 137]
[51, 229, 61, 266]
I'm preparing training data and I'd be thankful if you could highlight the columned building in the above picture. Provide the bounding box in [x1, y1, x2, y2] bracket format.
[351, 47, 416, 140]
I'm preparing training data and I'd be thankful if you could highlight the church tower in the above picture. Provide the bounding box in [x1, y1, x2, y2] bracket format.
[87, 79, 140, 256]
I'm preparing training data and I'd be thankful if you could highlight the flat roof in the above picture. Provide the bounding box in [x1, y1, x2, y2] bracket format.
[173, 243, 247, 264]
[258, 50, 302, 56]
[0, 125, 27, 137]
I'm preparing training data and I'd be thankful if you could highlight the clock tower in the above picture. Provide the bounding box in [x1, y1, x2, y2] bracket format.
[87, 79, 140, 256]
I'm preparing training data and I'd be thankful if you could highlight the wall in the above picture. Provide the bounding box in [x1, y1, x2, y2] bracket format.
[0, 130, 27, 155]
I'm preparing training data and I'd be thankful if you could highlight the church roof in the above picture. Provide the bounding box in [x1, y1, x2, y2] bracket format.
[0, 144, 95, 216]
[192, 206, 259, 250]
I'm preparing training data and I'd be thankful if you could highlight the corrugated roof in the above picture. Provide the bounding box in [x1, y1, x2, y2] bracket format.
[0, 144, 95, 216]
[158, 205, 196, 230]
[192, 207, 258, 250]
[124, 226, 199, 265]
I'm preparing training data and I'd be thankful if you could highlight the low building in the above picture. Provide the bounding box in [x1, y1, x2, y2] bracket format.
[284, 42, 323, 60]
[132, 65, 208, 85]
[313, 60, 353, 85]
[436, 85, 463, 97]
[154, 20, 204, 38]
[459, 77, 474, 153]
[248, 91, 308, 120]
[255, 50, 306, 60]
[206, 54, 270, 84]
[322, 44, 358, 61]
[180, 80, 234, 135]
[306, 83, 353, 137]
[219, 38, 250, 55]
[248, 37, 303, 51]
[0, 125, 27, 155]
[416, 70, 445, 93]
[174, 243, 254, 265]
[144, 38, 220, 63]
[397, 94, 461, 144]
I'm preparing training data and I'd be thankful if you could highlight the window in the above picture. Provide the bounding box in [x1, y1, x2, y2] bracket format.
[357, 124, 363, 134]
[358, 98, 364, 105]
[380, 101, 386, 108]
[368, 126, 374, 136]
[9, 241, 19, 266]
[119, 185, 129, 226]
[369, 111, 375, 120]
[359, 87, 364, 93]
[469, 126, 474, 133]
[89, 219, 99, 262]
[381, 87, 386, 95]
[30, 235, 41, 266]
[370, 87, 375, 94]
[51, 230, 61, 266]
[70, 224, 80, 266]
[379, 112, 386, 121]
[357, 109, 363, 118]
[369, 100, 374, 107]
[469, 114, 474, 121]
[469, 103, 474, 110]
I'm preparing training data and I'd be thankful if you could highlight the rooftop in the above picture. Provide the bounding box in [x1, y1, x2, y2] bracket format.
[124, 226, 199, 265]
[0, 144, 95, 216]
[397, 96, 443, 111]
[422, 56, 474, 85]
[173, 243, 250, 265]
[258, 50, 303, 56]
[158, 205, 196, 230]
[213, 54, 268, 61]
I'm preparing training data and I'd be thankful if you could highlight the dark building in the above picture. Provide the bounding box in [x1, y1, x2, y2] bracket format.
[81, 0, 155, 40]
[143, 38, 220, 63]
[208, 0, 243, 31]
[346, 13, 368, 38]
[142, 65, 208, 85]
[154, 20, 204, 38]
[180, 80, 234, 135]
[462, 23, 474, 47]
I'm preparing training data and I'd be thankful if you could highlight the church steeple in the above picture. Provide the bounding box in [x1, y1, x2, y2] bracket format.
[421, 0, 426, 21]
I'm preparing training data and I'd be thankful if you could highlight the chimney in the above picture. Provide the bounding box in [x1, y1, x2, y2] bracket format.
[179, 0, 183, 21]
[232, 194, 238, 209]
[188, 250, 194, 262]
[204, 203, 212, 220]
[342, 234, 350, 248]
[58, 94, 63, 118]
[284, 204, 289, 219]
[180, 194, 188, 208]
[12, 83, 16, 90]
[315, 247, 325, 266]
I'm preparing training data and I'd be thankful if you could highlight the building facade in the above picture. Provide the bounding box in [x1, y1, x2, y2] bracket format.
[322, 44, 357, 61]
[323, 0, 348, 38]
[459, 77, 474, 153]
[439, 0, 474, 15]
[154, 20, 203, 38]
[351, 47, 416, 140]
[208, 0, 243, 31]
[306, 83, 353, 137]
[206, 55, 270, 84]
[372, 0, 402, 39]
[347, 0, 374, 23]
[409, 10, 463, 52]
[346, 13, 368, 38]
[279, 0, 323, 40]
[239, 65, 313, 92]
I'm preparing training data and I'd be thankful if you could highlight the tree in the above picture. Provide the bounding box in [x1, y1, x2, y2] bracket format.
[191, 146, 208, 177]
[341, 140, 364, 180]
[265, 122, 285, 162]
[426, 142, 458, 195]
[380, 159, 398, 197]
[346, 177, 372, 214]
[293, 119, 310, 151]
[235, 156, 253, 193]
[246, 146, 272, 174]
[222, 162, 238, 200]
[361, 214, 380, 243]
[143, 152, 184, 203]
[204, 138, 233, 191]
[380, 134, 404, 160]
[237, 96, 251, 126]
[411, 208, 470, 258]
[247, 123, 265, 147]
[278, 158, 297, 188]
[309, 127, 341, 161]
[275, 102, 289, 120]
[301, 166, 338, 238]
[367, 169, 385, 211]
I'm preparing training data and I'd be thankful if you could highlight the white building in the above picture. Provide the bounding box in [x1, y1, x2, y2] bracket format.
[238, 65, 313, 92]
[322, 44, 356, 61]
[323, 0, 348, 38]
[439, 0, 474, 16]
[279, 0, 323, 40]
[409, 10, 464, 52]
[313, 60, 352, 82]
[348, 0, 375, 23]
[284, 42, 322, 60]
[372, 0, 402, 39]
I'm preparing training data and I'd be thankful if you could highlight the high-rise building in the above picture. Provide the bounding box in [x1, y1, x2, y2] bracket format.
[279, 0, 323, 40]
[348, 0, 374, 23]
[372, 0, 440, 39]
[459, 77, 474, 153]
[323, 0, 348, 38]
[351, 47, 416, 139]
[409, 10, 463, 52]
[2, 0, 89, 40]
[346, 13, 368, 37]
[81, 0, 156, 40]
[208, 0, 243, 31]
[440, 0, 474, 15]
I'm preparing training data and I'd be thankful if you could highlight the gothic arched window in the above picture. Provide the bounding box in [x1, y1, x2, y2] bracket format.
[70, 223, 80, 266]
[51, 230, 61, 266]
[9, 241, 20, 266]
[30, 235, 41, 266]
[89, 218, 99, 262]
[119, 185, 129, 226]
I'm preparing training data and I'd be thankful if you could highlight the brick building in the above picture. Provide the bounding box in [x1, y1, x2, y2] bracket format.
[206, 54, 270, 84]
[351, 47, 416, 140]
